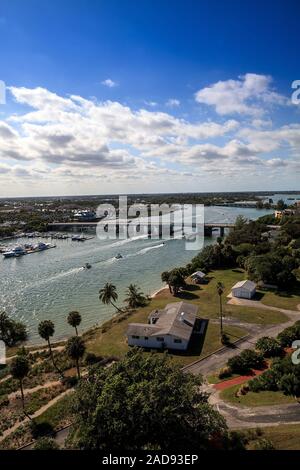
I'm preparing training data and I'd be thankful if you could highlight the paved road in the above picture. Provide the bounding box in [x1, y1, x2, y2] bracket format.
[184, 300, 300, 376]
[206, 385, 300, 429]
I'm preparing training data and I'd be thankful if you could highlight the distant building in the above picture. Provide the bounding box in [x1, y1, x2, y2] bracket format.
[73, 210, 96, 221]
[126, 301, 198, 351]
[231, 280, 256, 299]
[191, 271, 207, 284]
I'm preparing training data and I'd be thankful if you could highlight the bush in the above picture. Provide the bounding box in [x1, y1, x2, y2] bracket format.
[277, 324, 300, 347]
[218, 366, 231, 379]
[252, 438, 275, 450]
[255, 337, 282, 357]
[227, 349, 264, 374]
[34, 437, 59, 450]
[85, 352, 103, 365]
[221, 333, 230, 346]
[30, 420, 55, 439]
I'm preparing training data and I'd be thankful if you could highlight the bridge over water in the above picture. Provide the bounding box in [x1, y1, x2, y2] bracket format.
[48, 220, 236, 237]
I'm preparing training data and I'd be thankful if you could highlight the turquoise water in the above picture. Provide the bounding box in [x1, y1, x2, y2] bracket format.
[0, 205, 273, 343]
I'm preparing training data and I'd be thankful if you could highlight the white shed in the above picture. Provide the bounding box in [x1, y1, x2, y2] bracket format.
[231, 280, 256, 299]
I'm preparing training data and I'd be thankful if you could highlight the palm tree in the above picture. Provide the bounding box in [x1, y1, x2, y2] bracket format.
[216, 282, 224, 338]
[10, 354, 30, 413]
[99, 283, 123, 312]
[65, 336, 85, 379]
[161, 271, 172, 293]
[67, 311, 82, 336]
[38, 320, 61, 374]
[125, 284, 147, 309]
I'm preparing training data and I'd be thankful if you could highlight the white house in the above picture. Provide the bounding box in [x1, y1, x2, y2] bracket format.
[191, 271, 207, 284]
[126, 301, 198, 351]
[231, 280, 256, 299]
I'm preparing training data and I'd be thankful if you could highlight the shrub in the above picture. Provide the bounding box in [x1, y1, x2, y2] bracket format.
[218, 366, 231, 379]
[252, 438, 275, 450]
[30, 420, 55, 439]
[227, 349, 264, 374]
[34, 437, 59, 450]
[84, 352, 103, 365]
[255, 337, 282, 357]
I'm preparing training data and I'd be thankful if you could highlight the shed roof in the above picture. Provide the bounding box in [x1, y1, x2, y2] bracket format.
[232, 280, 256, 291]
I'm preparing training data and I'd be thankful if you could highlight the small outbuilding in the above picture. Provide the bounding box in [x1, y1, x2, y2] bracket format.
[191, 271, 207, 284]
[231, 280, 256, 299]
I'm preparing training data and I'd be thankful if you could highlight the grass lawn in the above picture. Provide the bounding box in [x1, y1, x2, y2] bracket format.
[83, 267, 293, 366]
[259, 283, 300, 311]
[220, 383, 296, 407]
[207, 372, 240, 385]
[84, 275, 248, 367]
[34, 393, 73, 429]
[259, 424, 300, 450]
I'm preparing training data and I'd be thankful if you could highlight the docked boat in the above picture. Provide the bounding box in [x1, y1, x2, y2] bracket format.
[33, 242, 51, 251]
[3, 246, 27, 258]
[72, 234, 87, 242]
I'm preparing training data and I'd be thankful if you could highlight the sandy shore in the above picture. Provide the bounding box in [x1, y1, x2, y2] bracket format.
[150, 284, 169, 298]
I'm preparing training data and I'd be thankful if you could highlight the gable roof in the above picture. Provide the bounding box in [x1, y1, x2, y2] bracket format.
[232, 280, 256, 291]
[126, 301, 198, 342]
[191, 271, 206, 278]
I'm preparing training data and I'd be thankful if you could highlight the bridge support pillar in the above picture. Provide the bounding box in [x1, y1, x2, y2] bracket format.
[220, 227, 225, 237]
[204, 226, 213, 237]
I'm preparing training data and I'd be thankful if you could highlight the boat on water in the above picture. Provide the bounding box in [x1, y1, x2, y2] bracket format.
[3, 246, 27, 258]
[115, 253, 123, 259]
[72, 234, 87, 242]
[84, 263, 92, 269]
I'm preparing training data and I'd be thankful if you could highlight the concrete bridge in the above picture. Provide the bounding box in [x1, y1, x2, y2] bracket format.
[47, 220, 235, 237]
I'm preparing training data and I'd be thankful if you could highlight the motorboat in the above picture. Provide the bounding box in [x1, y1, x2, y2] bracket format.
[72, 234, 87, 242]
[115, 253, 123, 259]
[3, 246, 27, 258]
[84, 263, 92, 269]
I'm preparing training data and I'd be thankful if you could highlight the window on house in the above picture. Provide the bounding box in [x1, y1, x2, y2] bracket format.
[156, 337, 164, 342]
[174, 339, 182, 343]
[132, 335, 140, 339]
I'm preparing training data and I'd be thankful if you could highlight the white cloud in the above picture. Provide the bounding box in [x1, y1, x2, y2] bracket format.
[0, 81, 297, 194]
[195, 73, 287, 116]
[101, 78, 118, 88]
[166, 98, 180, 108]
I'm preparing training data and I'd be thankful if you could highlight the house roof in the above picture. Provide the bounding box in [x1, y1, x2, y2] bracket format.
[191, 271, 206, 278]
[232, 280, 256, 291]
[126, 301, 198, 342]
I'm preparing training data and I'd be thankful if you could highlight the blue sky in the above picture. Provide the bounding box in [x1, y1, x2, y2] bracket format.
[0, 0, 299, 196]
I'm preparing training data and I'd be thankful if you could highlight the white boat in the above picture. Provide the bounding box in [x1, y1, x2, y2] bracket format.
[33, 242, 51, 251]
[72, 234, 86, 242]
[3, 246, 27, 258]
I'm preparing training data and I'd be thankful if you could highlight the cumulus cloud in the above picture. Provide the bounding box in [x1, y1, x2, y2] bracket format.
[0, 78, 297, 193]
[166, 98, 180, 108]
[195, 73, 287, 116]
[101, 78, 118, 88]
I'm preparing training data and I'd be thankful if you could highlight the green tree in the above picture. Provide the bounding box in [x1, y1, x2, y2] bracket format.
[161, 271, 171, 292]
[125, 284, 147, 309]
[38, 320, 61, 374]
[168, 268, 186, 295]
[65, 336, 85, 379]
[0, 312, 27, 347]
[10, 354, 30, 413]
[99, 283, 123, 312]
[68, 349, 235, 450]
[67, 311, 82, 336]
